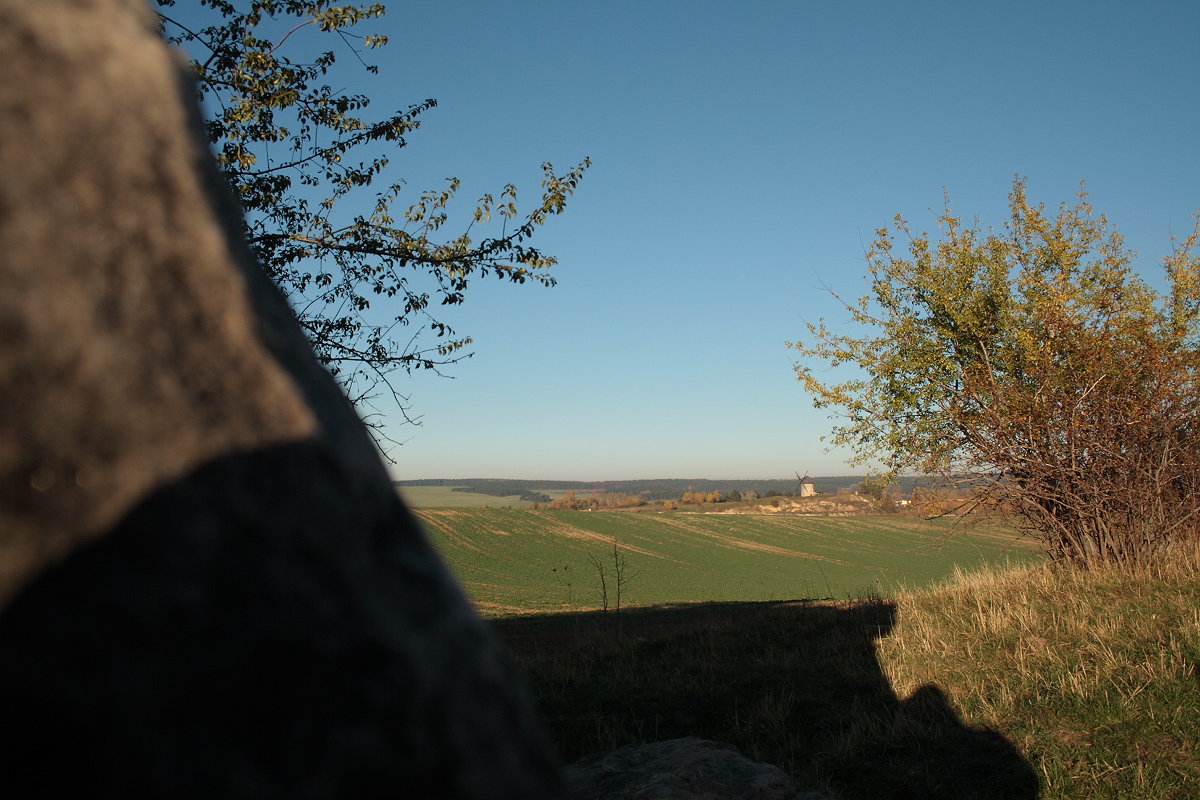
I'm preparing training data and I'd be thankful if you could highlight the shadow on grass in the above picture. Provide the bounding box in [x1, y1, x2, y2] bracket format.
[492, 599, 1039, 800]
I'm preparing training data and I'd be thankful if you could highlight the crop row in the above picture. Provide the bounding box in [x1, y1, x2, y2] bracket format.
[417, 509, 1039, 615]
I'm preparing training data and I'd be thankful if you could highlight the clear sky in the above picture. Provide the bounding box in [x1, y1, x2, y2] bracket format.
[174, 1, 1200, 481]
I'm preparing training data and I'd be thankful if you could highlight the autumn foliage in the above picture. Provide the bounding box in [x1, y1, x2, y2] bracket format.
[791, 179, 1200, 566]
[548, 491, 645, 510]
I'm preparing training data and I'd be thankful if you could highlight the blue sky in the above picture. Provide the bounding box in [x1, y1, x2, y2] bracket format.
[173, 1, 1199, 480]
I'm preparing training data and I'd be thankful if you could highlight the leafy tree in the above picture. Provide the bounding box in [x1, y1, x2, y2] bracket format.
[790, 179, 1200, 566]
[155, 1, 589, 430]
[549, 491, 584, 511]
[857, 476, 897, 512]
[857, 477, 885, 501]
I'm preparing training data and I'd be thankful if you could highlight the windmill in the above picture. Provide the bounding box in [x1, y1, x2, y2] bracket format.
[794, 471, 816, 498]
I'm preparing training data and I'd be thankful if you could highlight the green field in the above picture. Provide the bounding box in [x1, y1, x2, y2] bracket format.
[397, 486, 593, 508]
[398, 486, 528, 508]
[417, 509, 1040, 615]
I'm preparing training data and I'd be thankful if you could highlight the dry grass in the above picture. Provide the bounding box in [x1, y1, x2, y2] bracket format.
[878, 543, 1200, 798]
[498, 543, 1200, 799]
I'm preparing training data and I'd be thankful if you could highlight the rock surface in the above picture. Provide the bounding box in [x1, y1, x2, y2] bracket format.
[566, 738, 833, 800]
[0, 1, 565, 797]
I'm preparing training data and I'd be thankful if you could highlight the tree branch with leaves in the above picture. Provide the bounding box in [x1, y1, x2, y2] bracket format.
[155, 0, 589, 440]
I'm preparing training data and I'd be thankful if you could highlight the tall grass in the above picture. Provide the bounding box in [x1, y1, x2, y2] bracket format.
[878, 543, 1200, 799]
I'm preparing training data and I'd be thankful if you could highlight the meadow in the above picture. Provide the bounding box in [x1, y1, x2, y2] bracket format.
[398, 485, 587, 509]
[399, 485, 539, 508]
[496, 554, 1200, 800]
[415, 507, 1039, 614]
[415, 501, 1198, 798]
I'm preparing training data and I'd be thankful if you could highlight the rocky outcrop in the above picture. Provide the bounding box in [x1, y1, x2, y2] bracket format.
[0, 1, 564, 797]
[566, 738, 833, 800]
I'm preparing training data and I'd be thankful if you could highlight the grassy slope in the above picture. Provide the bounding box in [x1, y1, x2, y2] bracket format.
[878, 553, 1200, 799]
[495, 551, 1200, 800]
[418, 509, 1039, 614]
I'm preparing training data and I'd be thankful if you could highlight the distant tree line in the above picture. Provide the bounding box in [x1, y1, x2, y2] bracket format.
[680, 490, 723, 504]
[548, 491, 645, 510]
[392, 476, 913, 501]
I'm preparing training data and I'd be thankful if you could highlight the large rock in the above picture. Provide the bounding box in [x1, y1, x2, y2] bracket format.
[566, 738, 832, 800]
[0, 1, 564, 797]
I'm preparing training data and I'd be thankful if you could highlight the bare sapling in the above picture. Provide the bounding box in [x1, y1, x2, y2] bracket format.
[586, 551, 609, 613]
[611, 540, 636, 616]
